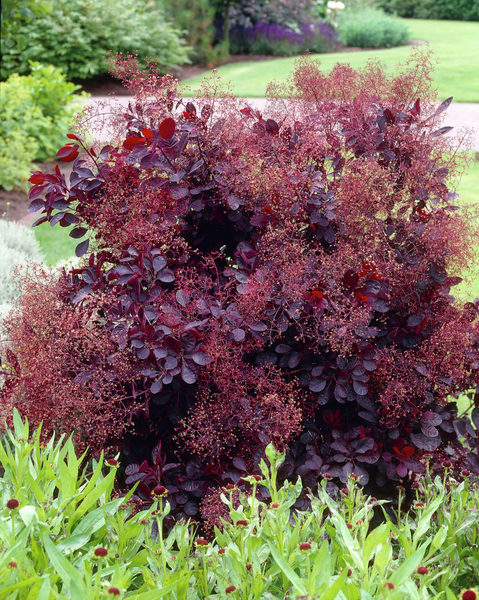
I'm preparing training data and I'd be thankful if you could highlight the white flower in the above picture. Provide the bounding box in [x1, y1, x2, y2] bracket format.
[327, 1, 345, 10]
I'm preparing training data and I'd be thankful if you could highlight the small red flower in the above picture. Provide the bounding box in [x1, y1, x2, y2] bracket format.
[349, 473, 359, 480]
[417, 566, 429, 575]
[218, 548, 226, 555]
[462, 591, 478, 600]
[108, 588, 121, 596]
[107, 459, 119, 467]
[346, 523, 353, 529]
[246, 563, 252, 570]
[347, 568, 352, 576]
[236, 519, 248, 527]
[94, 547, 108, 557]
[461, 470, 471, 477]
[8, 561, 17, 568]
[299, 542, 311, 551]
[225, 483, 235, 490]
[415, 502, 425, 507]
[6, 499, 19, 510]
[271, 503, 280, 508]
[384, 582, 395, 590]
[195, 538, 209, 547]
[251, 474, 261, 481]
[225, 585, 236, 594]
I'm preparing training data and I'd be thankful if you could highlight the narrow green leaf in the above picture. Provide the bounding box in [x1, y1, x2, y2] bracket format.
[389, 545, 426, 586]
[42, 532, 79, 583]
[267, 542, 307, 595]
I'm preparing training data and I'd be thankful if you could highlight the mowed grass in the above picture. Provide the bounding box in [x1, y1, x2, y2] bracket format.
[34, 221, 78, 266]
[182, 19, 479, 102]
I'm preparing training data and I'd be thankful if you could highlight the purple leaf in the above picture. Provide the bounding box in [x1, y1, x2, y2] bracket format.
[192, 351, 211, 366]
[181, 362, 197, 384]
[75, 239, 89, 257]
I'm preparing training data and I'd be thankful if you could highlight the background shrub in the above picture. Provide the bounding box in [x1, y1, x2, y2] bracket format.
[229, 0, 319, 29]
[1, 54, 478, 524]
[0, 0, 189, 81]
[228, 0, 335, 56]
[0, 220, 43, 319]
[230, 20, 336, 56]
[337, 7, 409, 48]
[159, 0, 220, 66]
[0, 63, 84, 190]
[377, 0, 479, 21]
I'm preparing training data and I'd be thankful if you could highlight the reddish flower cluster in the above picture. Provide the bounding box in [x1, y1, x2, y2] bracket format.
[1, 51, 478, 524]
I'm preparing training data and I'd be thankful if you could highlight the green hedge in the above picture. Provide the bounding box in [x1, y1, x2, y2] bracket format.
[377, 0, 479, 21]
[1, 0, 190, 81]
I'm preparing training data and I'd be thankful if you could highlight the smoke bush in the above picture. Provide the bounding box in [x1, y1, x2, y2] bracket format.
[1, 52, 478, 523]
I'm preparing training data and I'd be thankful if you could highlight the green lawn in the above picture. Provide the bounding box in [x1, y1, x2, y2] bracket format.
[182, 19, 479, 102]
[34, 221, 78, 266]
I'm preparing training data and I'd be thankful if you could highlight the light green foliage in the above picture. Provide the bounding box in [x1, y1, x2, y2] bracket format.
[336, 7, 409, 48]
[0, 131, 37, 192]
[0, 220, 43, 314]
[1, 0, 190, 81]
[0, 63, 85, 190]
[1, 422, 478, 598]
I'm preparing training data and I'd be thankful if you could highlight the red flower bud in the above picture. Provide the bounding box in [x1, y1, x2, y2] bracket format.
[195, 538, 209, 547]
[225, 484, 235, 490]
[107, 459, 119, 467]
[417, 566, 429, 575]
[108, 588, 121, 596]
[349, 473, 359, 480]
[346, 523, 353, 529]
[6, 499, 19, 510]
[271, 503, 280, 508]
[415, 502, 425, 507]
[347, 568, 352, 576]
[236, 519, 248, 527]
[8, 561, 17, 568]
[461, 470, 471, 477]
[252, 474, 261, 481]
[218, 548, 226, 555]
[246, 563, 252, 570]
[225, 585, 236, 594]
[462, 591, 478, 600]
[152, 485, 167, 497]
[94, 547, 108, 557]
[299, 542, 312, 551]
[385, 582, 394, 590]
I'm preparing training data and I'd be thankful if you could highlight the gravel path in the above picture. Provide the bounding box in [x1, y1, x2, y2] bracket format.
[87, 96, 479, 151]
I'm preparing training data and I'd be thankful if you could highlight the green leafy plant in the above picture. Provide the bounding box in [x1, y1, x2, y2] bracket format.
[1, 416, 478, 598]
[0, 63, 85, 190]
[1, 0, 190, 81]
[337, 7, 409, 48]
